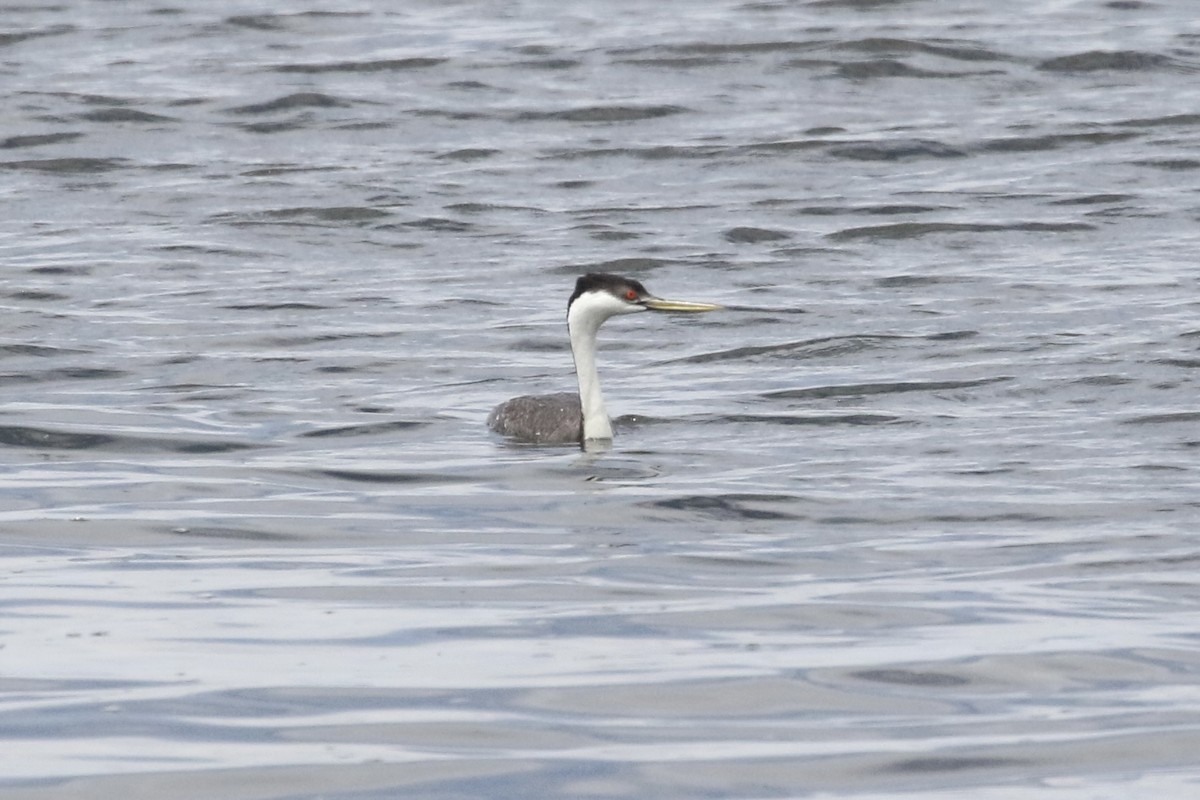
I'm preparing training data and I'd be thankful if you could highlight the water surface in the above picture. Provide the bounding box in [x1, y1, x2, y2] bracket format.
[2, 1, 1199, 797]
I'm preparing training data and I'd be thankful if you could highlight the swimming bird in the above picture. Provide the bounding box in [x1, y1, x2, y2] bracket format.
[488, 273, 721, 446]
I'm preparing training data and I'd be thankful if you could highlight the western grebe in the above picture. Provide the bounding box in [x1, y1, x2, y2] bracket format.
[488, 273, 721, 446]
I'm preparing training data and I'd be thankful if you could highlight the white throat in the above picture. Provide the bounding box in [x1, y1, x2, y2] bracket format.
[567, 291, 643, 441]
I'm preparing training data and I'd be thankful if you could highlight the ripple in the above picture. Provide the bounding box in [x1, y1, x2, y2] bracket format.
[827, 221, 1094, 241]
[168, 526, 296, 542]
[723, 226, 792, 243]
[5, 289, 69, 301]
[222, 301, 329, 311]
[0, 157, 126, 173]
[0, 344, 85, 357]
[670, 335, 903, 364]
[316, 469, 469, 485]
[0, 424, 258, 453]
[887, 756, 1028, 774]
[436, 148, 500, 161]
[827, 138, 968, 159]
[1134, 158, 1200, 171]
[874, 273, 963, 287]
[0, 426, 115, 451]
[1038, 50, 1178, 72]
[210, 206, 390, 226]
[721, 412, 902, 426]
[1123, 411, 1200, 424]
[401, 216, 472, 232]
[76, 108, 176, 123]
[645, 493, 803, 520]
[1050, 193, 1137, 205]
[631, 40, 812, 57]
[1115, 112, 1200, 128]
[0, 24, 73, 47]
[1, 367, 125, 384]
[271, 57, 447, 73]
[226, 92, 351, 114]
[832, 37, 1013, 63]
[763, 377, 1011, 400]
[835, 60, 975, 79]
[852, 668, 971, 687]
[980, 131, 1138, 152]
[0, 132, 84, 149]
[225, 14, 287, 31]
[300, 421, 428, 439]
[516, 104, 687, 122]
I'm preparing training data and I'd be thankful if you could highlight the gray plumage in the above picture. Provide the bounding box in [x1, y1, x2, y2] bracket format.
[486, 392, 583, 445]
[487, 273, 720, 447]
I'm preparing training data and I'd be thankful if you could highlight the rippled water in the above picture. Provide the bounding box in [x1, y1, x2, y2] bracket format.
[3, 1, 1200, 797]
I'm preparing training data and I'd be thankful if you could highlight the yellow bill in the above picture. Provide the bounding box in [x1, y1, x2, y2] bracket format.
[641, 297, 723, 312]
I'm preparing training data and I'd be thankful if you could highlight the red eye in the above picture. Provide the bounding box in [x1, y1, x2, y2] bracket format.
[625, 289, 637, 301]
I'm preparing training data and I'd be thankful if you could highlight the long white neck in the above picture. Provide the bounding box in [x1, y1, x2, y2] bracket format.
[568, 296, 614, 441]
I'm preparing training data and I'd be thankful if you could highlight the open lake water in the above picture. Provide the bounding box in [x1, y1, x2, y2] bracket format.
[2, 0, 1200, 797]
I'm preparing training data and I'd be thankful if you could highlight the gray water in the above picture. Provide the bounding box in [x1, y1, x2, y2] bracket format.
[3, 0, 1200, 797]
